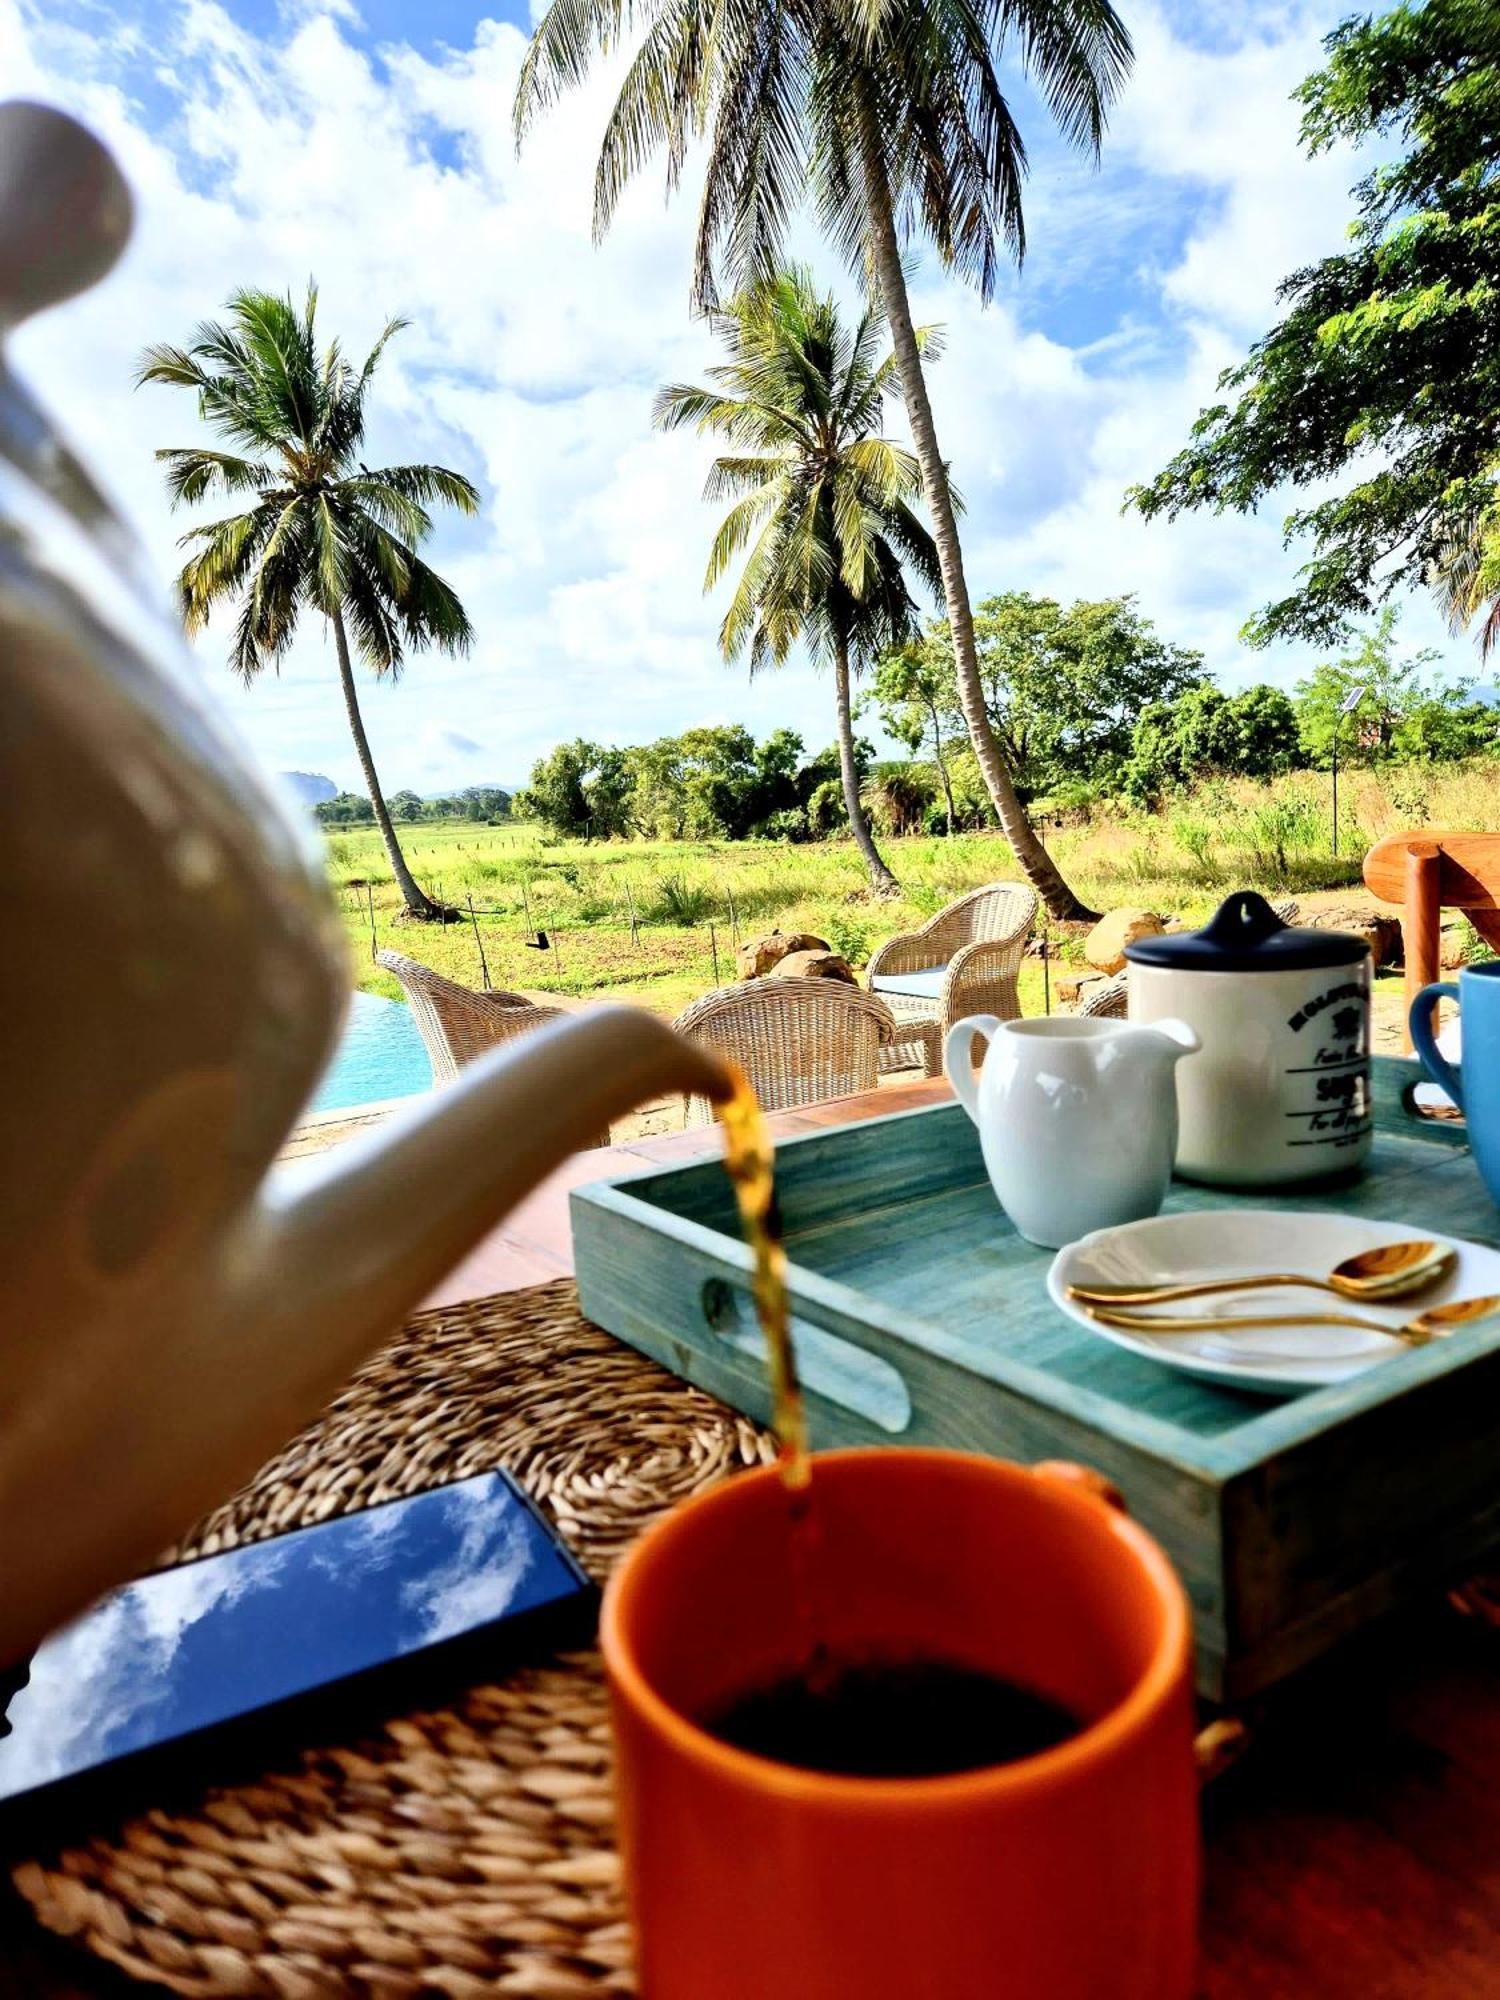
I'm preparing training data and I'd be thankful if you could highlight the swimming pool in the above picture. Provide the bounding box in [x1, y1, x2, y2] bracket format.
[308, 992, 433, 1114]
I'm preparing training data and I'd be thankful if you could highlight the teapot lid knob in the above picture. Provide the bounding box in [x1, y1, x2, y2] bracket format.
[0, 102, 132, 333]
[1199, 890, 1285, 949]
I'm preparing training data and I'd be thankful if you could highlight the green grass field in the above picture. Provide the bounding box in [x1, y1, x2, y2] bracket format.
[323, 759, 1499, 1020]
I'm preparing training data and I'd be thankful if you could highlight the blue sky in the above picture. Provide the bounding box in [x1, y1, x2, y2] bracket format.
[8, 0, 1468, 795]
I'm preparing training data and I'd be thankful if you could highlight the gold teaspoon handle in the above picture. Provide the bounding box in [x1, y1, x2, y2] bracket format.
[1086, 1305, 1420, 1344]
[1068, 1272, 1336, 1307]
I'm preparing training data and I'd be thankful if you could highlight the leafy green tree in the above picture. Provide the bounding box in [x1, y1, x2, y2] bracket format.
[1129, 0, 1500, 651]
[516, 0, 1131, 920]
[313, 791, 375, 827]
[517, 739, 596, 836]
[462, 785, 512, 822]
[1125, 682, 1303, 803]
[1224, 685, 1303, 778]
[866, 644, 961, 834]
[388, 789, 426, 823]
[866, 763, 938, 838]
[137, 284, 479, 920]
[1293, 610, 1445, 767]
[900, 593, 1203, 800]
[655, 269, 944, 891]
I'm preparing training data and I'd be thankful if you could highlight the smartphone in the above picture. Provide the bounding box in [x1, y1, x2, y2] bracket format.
[0, 1469, 597, 1845]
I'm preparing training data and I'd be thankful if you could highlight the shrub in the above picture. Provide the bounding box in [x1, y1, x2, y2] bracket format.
[825, 914, 871, 964]
[644, 871, 716, 925]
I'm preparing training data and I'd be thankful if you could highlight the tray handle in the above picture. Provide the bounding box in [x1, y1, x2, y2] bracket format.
[698, 1273, 1019, 1447]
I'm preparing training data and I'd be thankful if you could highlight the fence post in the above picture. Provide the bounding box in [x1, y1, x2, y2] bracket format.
[709, 923, 721, 987]
[467, 894, 491, 990]
[366, 882, 377, 962]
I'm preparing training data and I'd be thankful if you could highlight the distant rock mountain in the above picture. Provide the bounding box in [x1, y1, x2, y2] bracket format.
[280, 771, 338, 805]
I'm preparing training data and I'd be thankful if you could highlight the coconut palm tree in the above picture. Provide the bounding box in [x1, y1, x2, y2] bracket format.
[1433, 501, 1500, 658]
[136, 285, 480, 921]
[515, 0, 1130, 919]
[658, 268, 942, 891]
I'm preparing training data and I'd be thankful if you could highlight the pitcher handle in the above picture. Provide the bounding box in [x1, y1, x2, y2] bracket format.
[1409, 981, 1462, 1110]
[945, 1015, 999, 1123]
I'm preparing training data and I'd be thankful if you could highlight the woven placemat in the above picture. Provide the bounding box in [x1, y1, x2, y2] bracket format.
[13, 1280, 775, 1998]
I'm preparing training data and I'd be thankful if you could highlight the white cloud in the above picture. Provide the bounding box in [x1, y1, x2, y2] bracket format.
[6, 0, 1473, 796]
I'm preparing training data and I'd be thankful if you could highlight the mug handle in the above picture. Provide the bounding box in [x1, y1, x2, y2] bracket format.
[1409, 981, 1462, 1111]
[1034, 1461, 1252, 1783]
[944, 1015, 999, 1123]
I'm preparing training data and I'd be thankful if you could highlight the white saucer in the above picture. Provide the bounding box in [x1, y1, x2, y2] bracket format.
[1047, 1210, 1500, 1395]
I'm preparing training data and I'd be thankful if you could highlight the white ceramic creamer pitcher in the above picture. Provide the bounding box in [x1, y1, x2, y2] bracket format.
[945, 1016, 1201, 1249]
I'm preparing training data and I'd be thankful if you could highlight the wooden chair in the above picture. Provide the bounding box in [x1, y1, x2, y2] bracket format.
[866, 883, 1037, 1066]
[1364, 832, 1500, 1046]
[673, 977, 896, 1125]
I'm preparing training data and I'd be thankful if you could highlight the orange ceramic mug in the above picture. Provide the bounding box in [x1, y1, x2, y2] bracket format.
[602, 1447, 1197, 2000]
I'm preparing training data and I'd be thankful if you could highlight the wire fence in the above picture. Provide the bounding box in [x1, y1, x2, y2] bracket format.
[339, 880, 1058, 1016]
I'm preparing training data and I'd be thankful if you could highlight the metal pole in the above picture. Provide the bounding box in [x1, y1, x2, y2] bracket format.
[1331, 729, 1339, 859]
[366, 881, 377, 961]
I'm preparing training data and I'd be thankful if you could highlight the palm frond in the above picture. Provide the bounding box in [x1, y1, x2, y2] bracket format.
[154, 447, 279, 509]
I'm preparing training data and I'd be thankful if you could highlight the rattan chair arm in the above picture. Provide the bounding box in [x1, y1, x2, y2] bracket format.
[866, 931, 936, 981]
[940, 936, 1027, 1019]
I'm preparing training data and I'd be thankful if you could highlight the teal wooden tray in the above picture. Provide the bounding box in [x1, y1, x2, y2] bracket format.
[570, 1058, 1500, 1699]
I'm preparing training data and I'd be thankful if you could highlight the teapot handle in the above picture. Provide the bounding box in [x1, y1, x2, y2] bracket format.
[944, 1015, 999, 1124]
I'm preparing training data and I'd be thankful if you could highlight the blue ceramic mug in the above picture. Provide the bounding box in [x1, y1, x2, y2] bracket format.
[1410, 962, 1500, 1200]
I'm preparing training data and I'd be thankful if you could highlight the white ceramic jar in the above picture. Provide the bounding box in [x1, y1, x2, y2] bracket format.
[1125, 891, 1373, 1188]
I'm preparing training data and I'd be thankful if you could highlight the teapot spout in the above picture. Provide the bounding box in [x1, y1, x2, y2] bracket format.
[231, 1007, 732, 1440]
[0, 1009, 735, 1666]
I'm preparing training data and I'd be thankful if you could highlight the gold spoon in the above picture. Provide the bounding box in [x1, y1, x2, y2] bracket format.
[1081, 1293, 1500, 1350]
[1067, 1238, 1455, 1311]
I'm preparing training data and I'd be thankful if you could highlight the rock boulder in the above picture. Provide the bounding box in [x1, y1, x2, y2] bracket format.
[737, 929, 829, 980]
[1085, 908, 1166, 974]
[771, 949, 858, 985]
[1300, 905, 1404, 970]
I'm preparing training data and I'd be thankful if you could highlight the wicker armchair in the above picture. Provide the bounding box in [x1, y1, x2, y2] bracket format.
[1072, 900, 1301, 1022]
[673, 977, 897, 1126]
[866, 883, 1037, 1069]
[377, 952, 610, 1144]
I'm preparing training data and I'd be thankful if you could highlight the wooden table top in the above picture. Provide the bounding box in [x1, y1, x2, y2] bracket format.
[5, 1075, 1497, 1997]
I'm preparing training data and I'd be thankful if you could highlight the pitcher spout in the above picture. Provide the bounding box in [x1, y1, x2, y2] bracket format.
[1109, 1017, 1201, 1066]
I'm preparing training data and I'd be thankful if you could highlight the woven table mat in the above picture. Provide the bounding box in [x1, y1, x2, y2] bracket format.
[14, 1280, 775, 1999]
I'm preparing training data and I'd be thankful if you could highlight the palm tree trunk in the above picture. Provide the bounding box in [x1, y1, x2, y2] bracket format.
[331, 605, 446, 922]
[854, 80, 1097, 922]
[927, 699, 957, 836]
[833, 635, 899, 893]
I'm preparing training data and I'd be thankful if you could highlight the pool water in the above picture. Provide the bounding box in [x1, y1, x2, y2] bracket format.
[309, 992, 433, 1114]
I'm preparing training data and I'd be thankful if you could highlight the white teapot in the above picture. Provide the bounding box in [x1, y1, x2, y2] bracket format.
[0, 104, 728, 1664]
[946, 1015, 1200, 1249]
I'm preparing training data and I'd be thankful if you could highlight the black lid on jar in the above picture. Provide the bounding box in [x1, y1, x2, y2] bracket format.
[1123, 890, 1371, 973]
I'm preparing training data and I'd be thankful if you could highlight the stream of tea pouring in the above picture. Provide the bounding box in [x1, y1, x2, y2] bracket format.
[713, 1067, 830, 1687]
